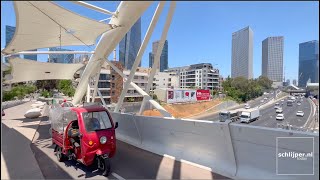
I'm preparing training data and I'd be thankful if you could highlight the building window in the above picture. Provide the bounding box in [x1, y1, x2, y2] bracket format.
[141, 76, 145, 80]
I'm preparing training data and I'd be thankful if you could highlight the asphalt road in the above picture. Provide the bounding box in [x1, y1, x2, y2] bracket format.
[201, 92, 277, 121]
[198, 91, 313, 130]
[31, 117, 229, 179]
[250, 96, 312, 129]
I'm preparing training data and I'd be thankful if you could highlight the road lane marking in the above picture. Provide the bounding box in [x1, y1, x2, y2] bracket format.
[164, 154, 212, 172]
[112, 172, 126, 180]
[180, 159, 212, 171]
[164, 154, 176, 159]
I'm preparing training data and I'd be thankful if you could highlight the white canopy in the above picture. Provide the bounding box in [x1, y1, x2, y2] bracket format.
[2, 1, 112, 55]
[6, 58, 84, 83]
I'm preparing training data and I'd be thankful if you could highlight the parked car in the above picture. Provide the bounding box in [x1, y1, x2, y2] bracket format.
[2, 110, 5, 116]
[276, 108, 283, 113]
[245, 104, 250, 109]
[296, 111, 304, 117]
[276, 114, 285, 121]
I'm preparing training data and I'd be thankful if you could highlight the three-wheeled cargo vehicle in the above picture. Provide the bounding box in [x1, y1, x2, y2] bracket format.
[49, 103, 118, 176]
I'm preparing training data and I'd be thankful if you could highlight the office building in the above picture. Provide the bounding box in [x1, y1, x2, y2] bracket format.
[298, 40, 319, 87]
[74, 54, 89, 64]
[149, 40, 168, 72]
[5, 25, 19, 63]
[119, 18, 141, 70]
[5, 25, 38, 62]
[166, 63, 220, 90]
[262, 36, 284, 84]
[293, 79, 297, 86]
[231, 26, 253, 79]
[48, 47, 74, 63]
[24, 49, 37, 61]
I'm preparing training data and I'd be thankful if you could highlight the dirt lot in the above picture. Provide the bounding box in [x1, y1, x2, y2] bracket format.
[142, 99, 222, 118]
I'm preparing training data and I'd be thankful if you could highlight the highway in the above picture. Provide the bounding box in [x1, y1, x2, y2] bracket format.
[199, 91, 278, 121]
[250, 96, 312, 129]
[197, 90, 314, 130]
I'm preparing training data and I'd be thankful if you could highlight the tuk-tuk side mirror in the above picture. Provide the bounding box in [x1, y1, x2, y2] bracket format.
[115, 122, 119, 129]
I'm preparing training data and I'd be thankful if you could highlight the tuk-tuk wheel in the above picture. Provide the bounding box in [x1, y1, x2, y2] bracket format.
[56, 146, 65, 162]
[98, 157, 110, 176]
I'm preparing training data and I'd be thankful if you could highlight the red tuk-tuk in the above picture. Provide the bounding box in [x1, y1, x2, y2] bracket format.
[50, 103, 118, 176]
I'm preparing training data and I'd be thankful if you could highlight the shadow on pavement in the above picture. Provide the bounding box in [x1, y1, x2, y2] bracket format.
[1, 123, 44, 179]
[31, 116, 112, 179]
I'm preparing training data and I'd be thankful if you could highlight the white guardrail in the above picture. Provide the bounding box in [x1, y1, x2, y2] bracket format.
[111, 112, 319, 179]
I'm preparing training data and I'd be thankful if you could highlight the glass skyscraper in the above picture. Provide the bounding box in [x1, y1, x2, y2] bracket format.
[119, 18, 141, 70]
[5, 25, 37, 62]
[298, 40, 319, 87]
[262, 36, 284, 82]
[24, 49, 37, 61]
[5, 25, 19, 63]
[231, 26, 253, 79]
[149, 40, 168, 72]
[48, 47, 74, 63]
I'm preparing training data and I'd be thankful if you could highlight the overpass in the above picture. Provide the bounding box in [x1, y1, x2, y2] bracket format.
[306, 83, 319, 97]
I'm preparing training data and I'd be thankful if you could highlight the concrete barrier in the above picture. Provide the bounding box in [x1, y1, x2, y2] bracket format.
[111, 112, 319, 179]
[230, 124, 318, 179]
[111, 112, 237, 178]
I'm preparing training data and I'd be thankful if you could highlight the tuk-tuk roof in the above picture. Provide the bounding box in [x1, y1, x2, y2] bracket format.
[71, 105, 107, 113]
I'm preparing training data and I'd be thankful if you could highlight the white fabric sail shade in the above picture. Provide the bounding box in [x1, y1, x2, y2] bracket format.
[6, 58, 84, 83]
[2, 1, 112, 55]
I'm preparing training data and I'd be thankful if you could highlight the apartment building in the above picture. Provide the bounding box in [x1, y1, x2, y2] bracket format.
[152, 71, 179, 91]
[165, 63, 220, 90]
[87, 63, 149, 103]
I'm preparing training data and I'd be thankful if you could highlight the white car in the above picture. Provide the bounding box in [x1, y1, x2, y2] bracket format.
[297, 102, 301, 106]
[276, 108, 283, 113]
[245, 104, 250, 109]
[264, 97, 268, 100]
[260, 100, 264, 103]
[281, 99, 284, 102]
[296, 111, 304, 117]
[276, 114, 285, 121]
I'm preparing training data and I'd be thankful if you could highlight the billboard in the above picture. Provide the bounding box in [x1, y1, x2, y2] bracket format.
[196, 89, 210, 101]
[167, 89, 210, 103]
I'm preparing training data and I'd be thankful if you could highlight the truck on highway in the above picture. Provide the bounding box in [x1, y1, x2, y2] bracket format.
[239, 108, 260, 123]
[219, 110, 240, 122]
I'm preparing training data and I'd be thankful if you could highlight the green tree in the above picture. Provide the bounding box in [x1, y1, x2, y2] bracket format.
[35, 80, 58, 91]
[57, 80, 75, 97]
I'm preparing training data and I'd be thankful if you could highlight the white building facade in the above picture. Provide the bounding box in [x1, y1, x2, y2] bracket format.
[153, 71, 179, 90]
[165, 63, 220, 90]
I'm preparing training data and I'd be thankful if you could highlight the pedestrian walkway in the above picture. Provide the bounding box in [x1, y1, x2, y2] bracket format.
[1, 101, 44, 179]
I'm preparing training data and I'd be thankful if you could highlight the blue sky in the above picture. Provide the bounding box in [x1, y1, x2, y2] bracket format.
[1, 1, 319, 81]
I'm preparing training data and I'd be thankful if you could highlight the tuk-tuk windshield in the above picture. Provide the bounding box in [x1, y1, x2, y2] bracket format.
[82, 111, 112, 132]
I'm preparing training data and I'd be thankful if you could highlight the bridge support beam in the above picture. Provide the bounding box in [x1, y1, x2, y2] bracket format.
[115, 2, 165, 113]
[139, 1, 176, 115]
